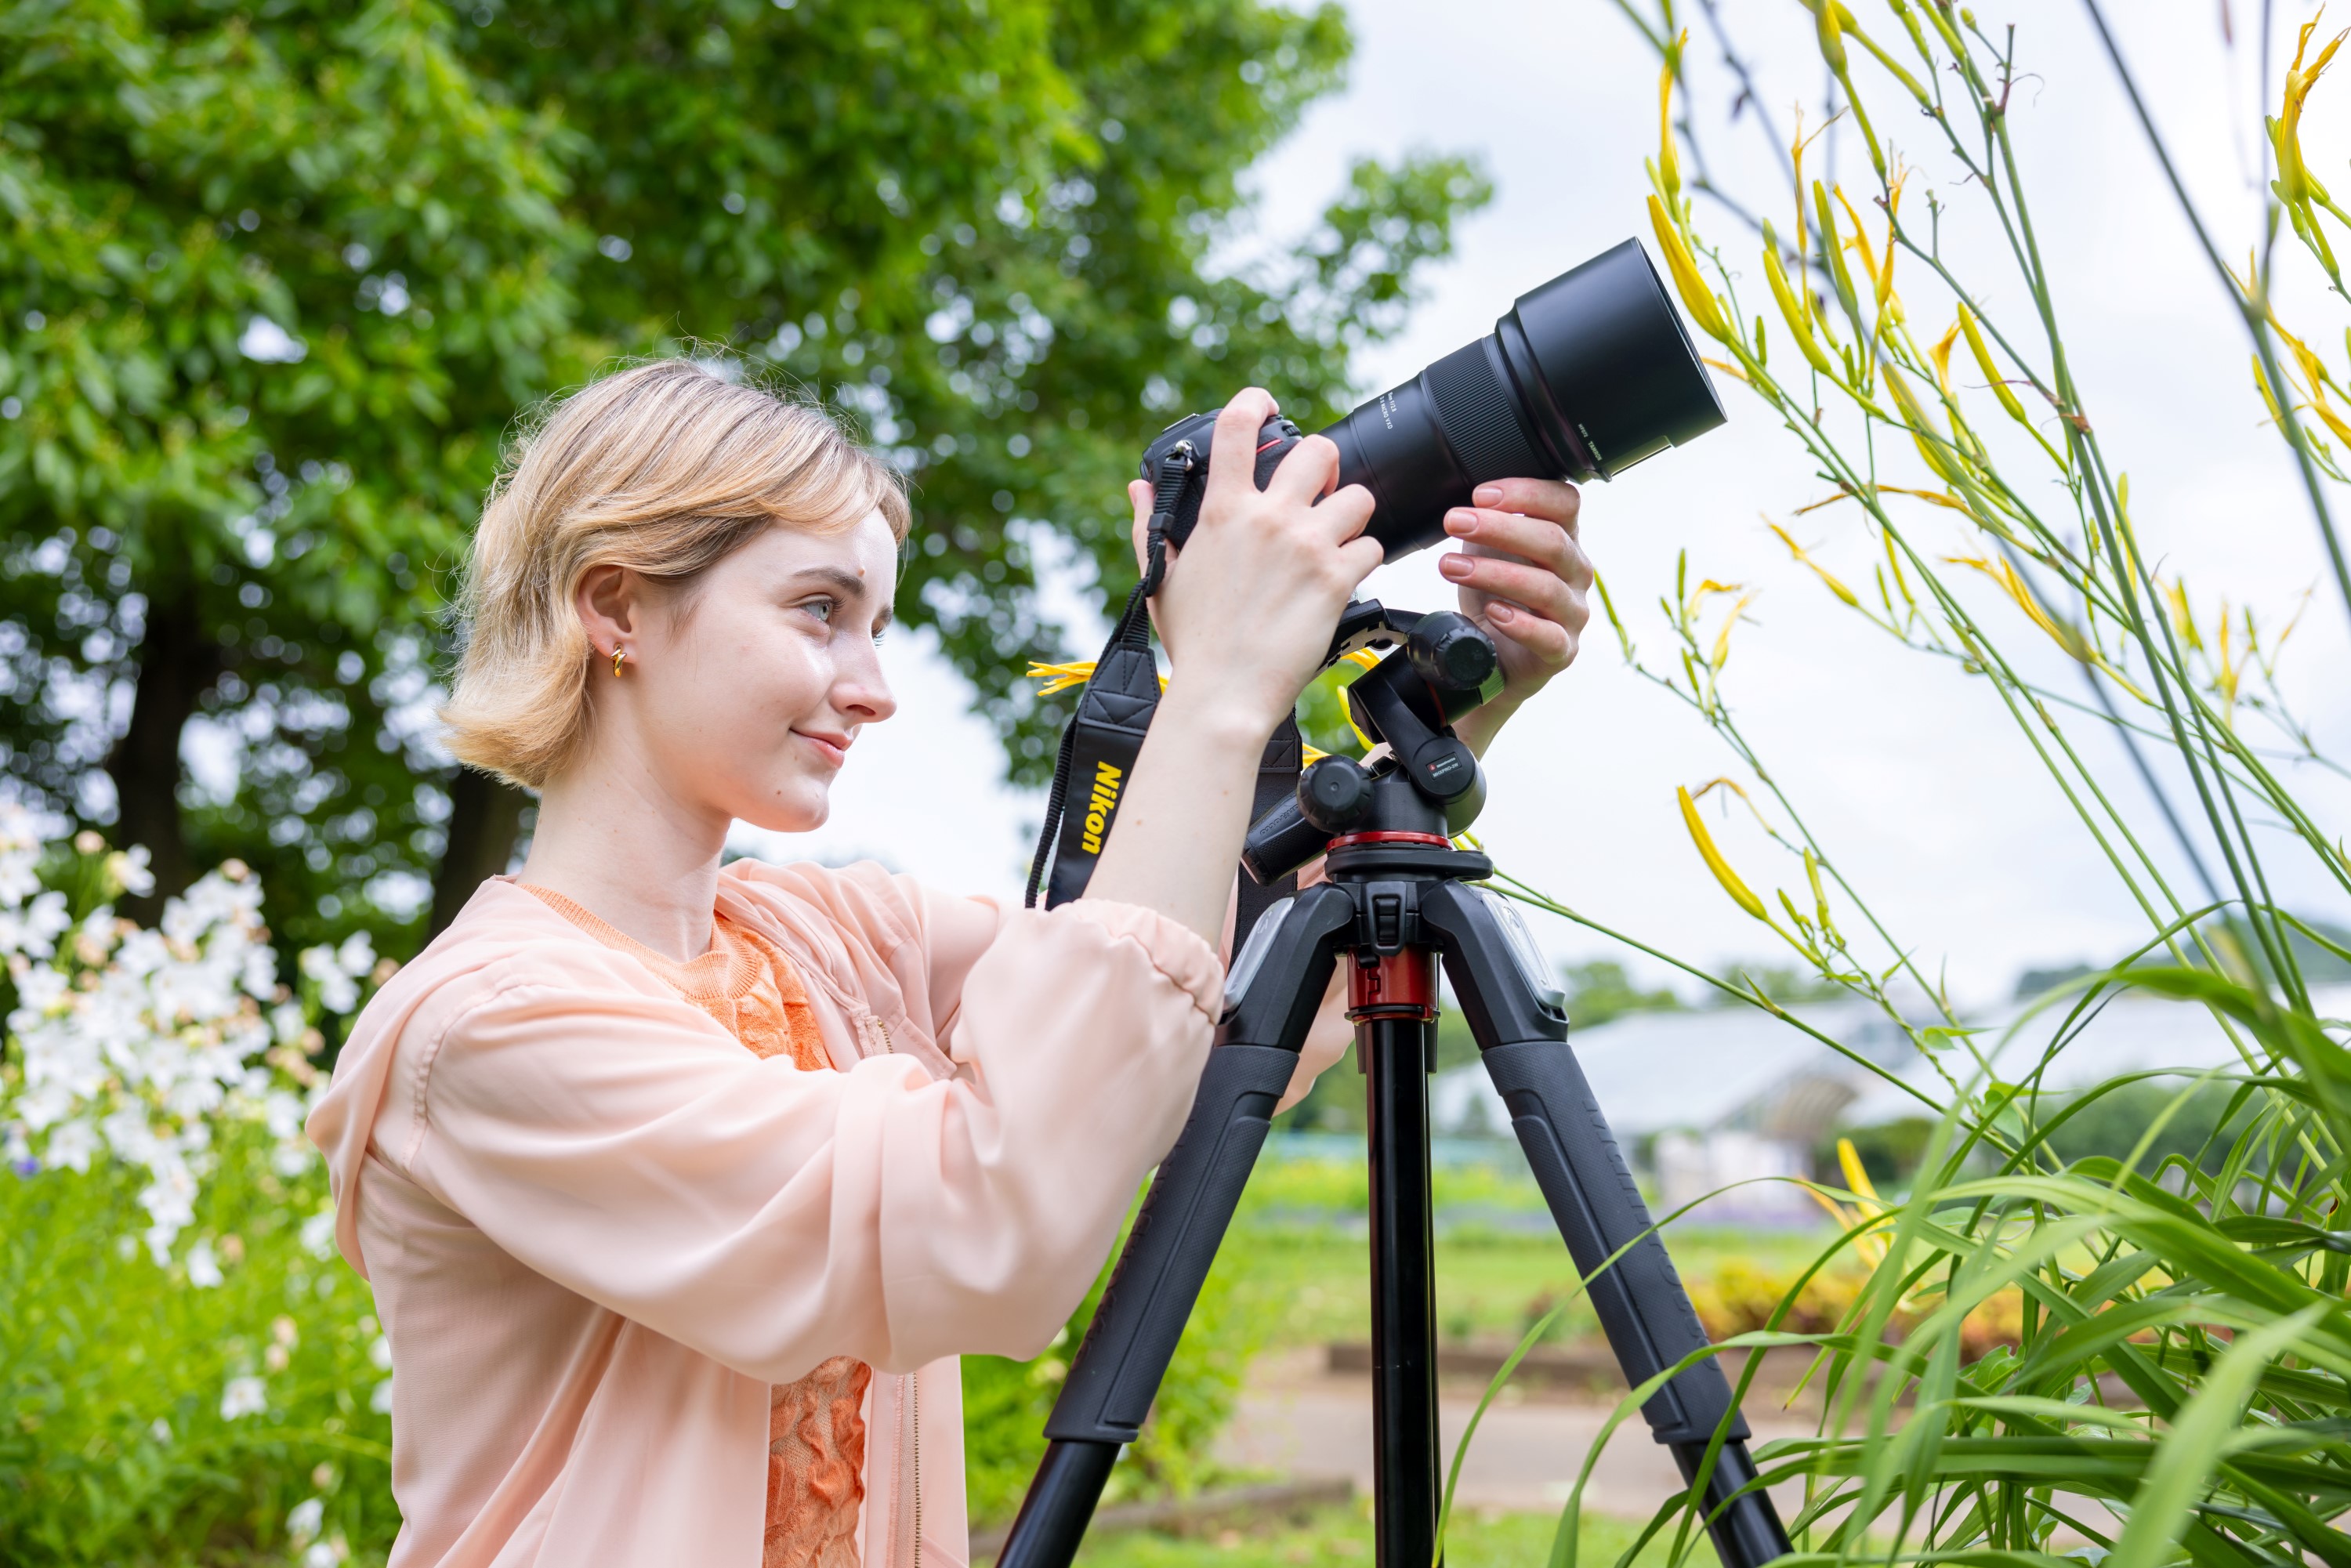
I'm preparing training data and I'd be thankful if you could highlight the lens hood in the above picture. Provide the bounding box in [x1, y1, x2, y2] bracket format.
[1494, 239, 1726, 480]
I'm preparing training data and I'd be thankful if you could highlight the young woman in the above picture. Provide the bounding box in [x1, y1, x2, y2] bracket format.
[308, 360, 1593, 1568]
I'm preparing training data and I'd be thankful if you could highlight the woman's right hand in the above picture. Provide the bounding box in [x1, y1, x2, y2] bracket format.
[1085, 388, 1384, 947]
[1128, 387, 1384, 736]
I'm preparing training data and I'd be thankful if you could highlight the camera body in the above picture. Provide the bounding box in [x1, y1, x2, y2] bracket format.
[1139, 411, 1306, 552]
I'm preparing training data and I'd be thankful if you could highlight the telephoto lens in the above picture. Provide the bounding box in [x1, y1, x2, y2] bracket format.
[1144, 238, 1725, 559]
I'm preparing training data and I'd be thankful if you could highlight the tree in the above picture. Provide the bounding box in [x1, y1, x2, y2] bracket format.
[469, 0, 1486, 775]
[0, 0, 1486, 958]
[0, 0, 584, 934]
[1556, 958, 1685, 1028]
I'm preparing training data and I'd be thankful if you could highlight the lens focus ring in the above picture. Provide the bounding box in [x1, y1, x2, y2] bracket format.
[1422, 340, 1550, 487]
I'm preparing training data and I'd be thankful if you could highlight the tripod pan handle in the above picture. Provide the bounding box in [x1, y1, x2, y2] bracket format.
[1042, 1042, 1297, 1443]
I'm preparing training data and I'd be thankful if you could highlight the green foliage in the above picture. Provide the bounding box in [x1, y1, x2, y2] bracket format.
[1698, 963, 1842, 1009]
[0, 1131, 389, 1566]
[1295, 659, 1370, 761]
[1243, 1155, 1553, 1218]
[0, 0, 1489, 961]
[1491, 5, 2351, 1565]
[2018, 918, 2351, 1001]
[1558, 959, 1685, 1029]
[2038, 1077, 2262, 1173]
[1822, 1115, 1935, 1190]
[0, 0, 586, 941]
[1743, 984, 2351, 1566]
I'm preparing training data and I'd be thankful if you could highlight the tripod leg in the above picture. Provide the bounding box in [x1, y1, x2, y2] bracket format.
[1418, 885, 1792, 1568]
[995, 885, 1356, 1568]
[1363, 1015, 1440, 1568]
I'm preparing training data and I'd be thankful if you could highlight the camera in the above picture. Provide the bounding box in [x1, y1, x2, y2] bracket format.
[1139, 238, 1724, 562]
[1030, 237, 1726, 913]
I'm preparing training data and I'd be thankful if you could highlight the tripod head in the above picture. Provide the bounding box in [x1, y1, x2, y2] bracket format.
[1241, 600, 1503, 885]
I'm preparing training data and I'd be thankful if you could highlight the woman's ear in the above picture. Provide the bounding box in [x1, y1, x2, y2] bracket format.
[574, 563, 641, 660]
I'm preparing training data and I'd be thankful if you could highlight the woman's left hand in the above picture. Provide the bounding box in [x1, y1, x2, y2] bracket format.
[1436, 477, 1593, 756]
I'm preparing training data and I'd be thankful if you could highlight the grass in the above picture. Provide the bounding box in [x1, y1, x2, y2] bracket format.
[1071, 1506, 1712, 1568]
[1242, 1215, 1836, 1352]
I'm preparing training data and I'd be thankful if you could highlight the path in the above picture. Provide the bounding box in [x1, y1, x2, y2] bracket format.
[1215, 1349, 1817, 1519]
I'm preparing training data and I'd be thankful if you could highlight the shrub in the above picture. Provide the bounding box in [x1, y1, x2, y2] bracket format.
[0, 1132, 392, 1566]
[0, 815, 386, 1566]
[1686, 1255, 2022, 1360]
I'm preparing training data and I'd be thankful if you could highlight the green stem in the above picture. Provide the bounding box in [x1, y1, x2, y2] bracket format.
[2079, 0, 2351, 634]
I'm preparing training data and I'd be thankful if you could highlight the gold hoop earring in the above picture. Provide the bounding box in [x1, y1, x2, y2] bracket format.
[611, 646, 627, 678]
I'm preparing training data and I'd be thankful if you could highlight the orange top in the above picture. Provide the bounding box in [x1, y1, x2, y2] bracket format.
[524, 885, 868, 1568]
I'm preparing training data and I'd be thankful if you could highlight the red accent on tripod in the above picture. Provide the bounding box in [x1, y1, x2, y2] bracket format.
[1349, 948, 1435, 1021]
[1326, 830, 1451, 850]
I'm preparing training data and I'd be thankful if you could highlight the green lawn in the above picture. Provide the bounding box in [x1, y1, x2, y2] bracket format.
[1241, 1221, 1838, 1350]
[1073, 1506, 1715, 1568]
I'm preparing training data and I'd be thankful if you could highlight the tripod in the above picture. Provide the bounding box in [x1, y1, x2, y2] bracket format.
[999, 607, 1793, 1568]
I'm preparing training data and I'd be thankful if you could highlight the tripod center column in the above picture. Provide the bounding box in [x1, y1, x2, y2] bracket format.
[1353, 945, 1441, 1568]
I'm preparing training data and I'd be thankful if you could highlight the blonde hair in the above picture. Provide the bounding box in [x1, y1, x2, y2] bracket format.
[442, 359, 910, 788]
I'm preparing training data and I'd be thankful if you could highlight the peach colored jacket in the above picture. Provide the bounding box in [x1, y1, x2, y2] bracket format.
[306, 863, 1225, 1568]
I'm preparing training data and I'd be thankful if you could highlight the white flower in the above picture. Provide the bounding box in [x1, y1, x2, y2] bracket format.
[240, 943, 278, 1001]
[0, 831, 366, 1263]
[107, 845, 155, 897]
[0, 889, 71, 960]
[368, 1334, 393, 1371]
[304, 1536, 350, 1568]
[186, 1239, 223, 1288]
[220, 1374, 266, 1421]
[149, 1418, 172, 1445]
[287, 1497, 324, 1546]
[299, 944, 359, 1015]
[335, 931, 376, 980]
[15, 963, 67, 1012]
[369, 1376, 394, 1414]
[299, 1208, 338, 1259]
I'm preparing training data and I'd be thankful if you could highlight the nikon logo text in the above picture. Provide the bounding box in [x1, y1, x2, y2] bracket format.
[1080, 761, 1125, 853]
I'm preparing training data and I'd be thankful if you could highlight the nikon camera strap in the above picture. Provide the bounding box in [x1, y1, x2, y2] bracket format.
[1024, 442, 1303, 935]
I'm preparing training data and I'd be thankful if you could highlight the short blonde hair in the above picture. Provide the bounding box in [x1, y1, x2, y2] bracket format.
[442, 359, 910, 788]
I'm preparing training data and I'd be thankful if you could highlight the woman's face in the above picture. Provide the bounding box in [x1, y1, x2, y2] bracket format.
[583, 510, 900, 834]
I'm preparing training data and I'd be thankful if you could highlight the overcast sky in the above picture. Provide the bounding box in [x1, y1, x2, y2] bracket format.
[739, 0, 2351, 1009]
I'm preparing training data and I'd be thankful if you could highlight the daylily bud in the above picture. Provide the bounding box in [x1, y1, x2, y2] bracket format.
[1647, 195, 1731, 342]
[1958, 304, 2031, 425]
[1815, 0, 1849, 74]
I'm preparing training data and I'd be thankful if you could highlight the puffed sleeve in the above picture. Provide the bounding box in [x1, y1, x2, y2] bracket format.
[391, 900, 1219, 1384]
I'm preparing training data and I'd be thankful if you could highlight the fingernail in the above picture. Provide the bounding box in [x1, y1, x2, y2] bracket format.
[1473, 483, 1502, 507]
[1440, 554, 1473, 580]
[1444, 508, 1476, 534]
[1488, 602, 1516, 623]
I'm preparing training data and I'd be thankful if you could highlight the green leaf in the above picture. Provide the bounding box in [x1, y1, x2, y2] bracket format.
[2107, 1305, 2330, 1568]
